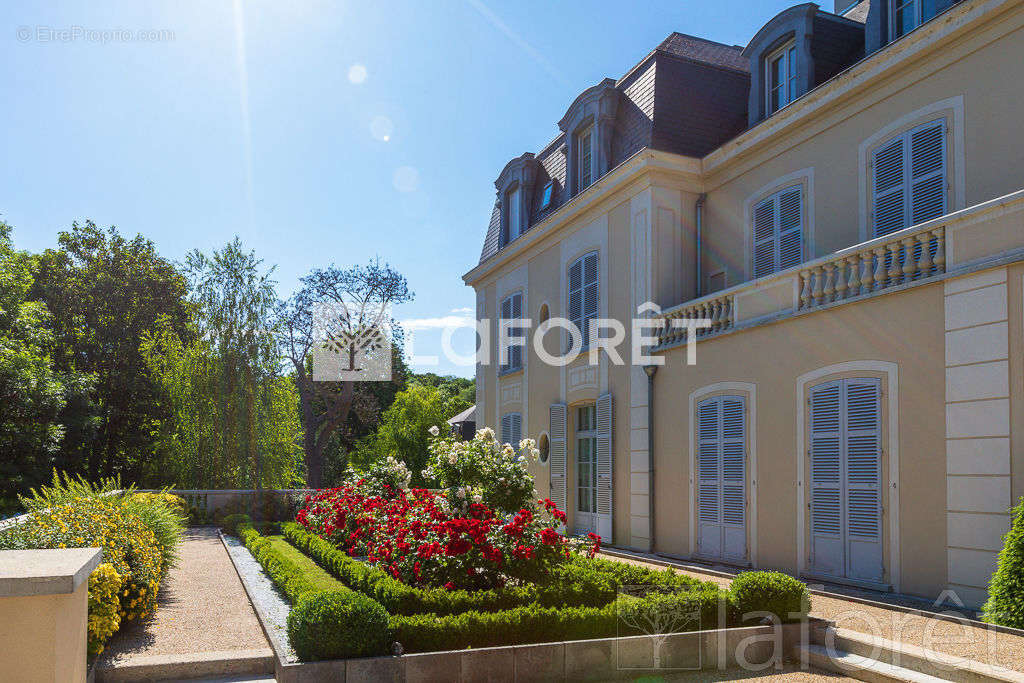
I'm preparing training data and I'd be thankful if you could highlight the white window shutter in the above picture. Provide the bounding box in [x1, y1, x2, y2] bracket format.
[844, 378, 883, 582]
[568, 260, 582, 344]
[753, 197, 776, 278]
[510, 412, 522, 449]
[873, 136, 907, 236]
[809, 381, 843, 576]
[753, 186, 802, 278]
[549, 403, 568, 513]
[777, 187, 803, 270]
[697, 396, 747, 561]
[909, 120, 946, 225]
[501, 413, 511, 446]
[596, 393, 613, 542]
[511, 293, 522, 370]
[583, 252, 599, 346]
[500, 296, 512, 371]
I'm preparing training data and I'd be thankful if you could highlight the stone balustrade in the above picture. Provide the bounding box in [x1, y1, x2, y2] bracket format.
[656, 292, 735, 346]
[798, 226, 945, 310]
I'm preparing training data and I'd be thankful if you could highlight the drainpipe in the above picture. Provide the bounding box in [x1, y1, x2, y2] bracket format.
[643, 363, 659, 551]
[695, 193, 707, 298]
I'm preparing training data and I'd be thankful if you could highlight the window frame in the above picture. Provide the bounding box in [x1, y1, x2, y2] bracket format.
[869, 118, 947, 238]
[889, 0, 939, 40]
[751, 183, 804, 278]
[575, 404, 597, 516]
[498, 291, 524, 374]
[575, 124, 595, 193]
[765, 39, 798, 116]
[506, 185, 521, 242]
[567, 251, 599, 352]
[539, 181, 554, 210]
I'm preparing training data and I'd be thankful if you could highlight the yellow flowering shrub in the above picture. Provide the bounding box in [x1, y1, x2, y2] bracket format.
[130, 491, 188, 519]
[8, 496, 167, 656]
[87, 563, 122, 657]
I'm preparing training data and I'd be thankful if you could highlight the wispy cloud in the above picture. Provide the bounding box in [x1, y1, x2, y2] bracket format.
[464, 0, 571, 88]
[449, 307, 473, 315]
[402, 314, 475, 331]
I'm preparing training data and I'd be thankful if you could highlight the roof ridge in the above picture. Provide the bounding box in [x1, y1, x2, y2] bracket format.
[661, 30, 746, 52]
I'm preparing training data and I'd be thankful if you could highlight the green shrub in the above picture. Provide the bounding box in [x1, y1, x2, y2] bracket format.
[729, 571, 809, 623]
[124, 492, 187, 569]
[288, 591, 391, 660]
[391, 603, 616, 653]
[221, 513, 252, 536]
[983, 497, 1024, 627]
[0, 496, 171, 656]
[617, 585, 730, 635]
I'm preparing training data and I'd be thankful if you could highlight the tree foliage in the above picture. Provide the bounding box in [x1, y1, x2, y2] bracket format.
[276, 259, 412, 487]
[31, 221, 192, 482]
[0, 222, 89, 508]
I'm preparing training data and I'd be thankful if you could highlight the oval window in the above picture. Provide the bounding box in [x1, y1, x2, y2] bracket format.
[538, 434, 550, 464]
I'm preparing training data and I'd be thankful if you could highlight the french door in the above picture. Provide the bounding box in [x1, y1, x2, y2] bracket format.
[808, 378, 884, 583]
[575, 405, 597, 535]
[696, 395, 747, 562]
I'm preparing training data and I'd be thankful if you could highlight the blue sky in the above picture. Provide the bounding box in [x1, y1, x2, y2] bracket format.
[1, 0, 801, 378]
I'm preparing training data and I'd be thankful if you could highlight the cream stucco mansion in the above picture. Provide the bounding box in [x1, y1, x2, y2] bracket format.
[464, 0, 1024, 609]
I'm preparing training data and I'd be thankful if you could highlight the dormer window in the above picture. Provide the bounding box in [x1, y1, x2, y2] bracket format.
[576, 125, 594, 192]
[539, 181, 554, 210]
[506, 186, 521, 241]
[890, 0, 937, 40]
[766, 40, 797, 115]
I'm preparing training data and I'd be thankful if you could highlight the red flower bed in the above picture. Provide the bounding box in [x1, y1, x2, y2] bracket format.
[296, 482, 599, 590]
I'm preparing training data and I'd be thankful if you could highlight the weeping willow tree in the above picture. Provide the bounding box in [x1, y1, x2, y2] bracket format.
[140, 238, 304, 488]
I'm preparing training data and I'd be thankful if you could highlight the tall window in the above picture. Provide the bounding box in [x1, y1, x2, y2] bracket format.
[576, 405, 597, 516]
[752, 185, 803, 278]
[872, 119, 946, 236]
[501, 412, 522, 448]
[766, 41, 797, 115]
[506, 186, 521, 241]
[499, 292, 523, 373]
[568, 251, 599, 349]
[891, 0, 938, 39]
[576, 125, 594, 192]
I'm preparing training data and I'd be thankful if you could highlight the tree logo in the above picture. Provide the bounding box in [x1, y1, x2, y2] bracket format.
[312, 300, 392, 381]
[615, 585, 705, 671]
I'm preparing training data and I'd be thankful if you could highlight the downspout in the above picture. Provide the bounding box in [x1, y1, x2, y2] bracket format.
[643, 363, 659, 551]
[695, 193, 707, 298]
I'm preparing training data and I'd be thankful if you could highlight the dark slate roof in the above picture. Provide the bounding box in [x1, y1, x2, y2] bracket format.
[479, 203, 501, 265]
[656, 33, 749, 73]
[842, 0, 870, 22]
[447, 405, 475, 425]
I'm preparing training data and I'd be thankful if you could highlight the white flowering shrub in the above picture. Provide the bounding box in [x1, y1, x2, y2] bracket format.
[353, 455, 412, 499]
[423, 427, 539, 515]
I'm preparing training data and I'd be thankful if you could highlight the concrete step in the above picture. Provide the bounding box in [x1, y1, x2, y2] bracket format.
[798, 643, 949, 683]
[826, 627, 1024, 683]
[94, 648, 275, 682]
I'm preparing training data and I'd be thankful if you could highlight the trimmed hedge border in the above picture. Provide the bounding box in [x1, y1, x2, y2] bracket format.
[240, 523, 811, 661]
[282, 521, 709, 614]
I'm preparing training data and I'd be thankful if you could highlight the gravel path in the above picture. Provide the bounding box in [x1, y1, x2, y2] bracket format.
[600, 552, 1024, 672]
[223, 534, 296, 662]
[97, 527, 272, 667]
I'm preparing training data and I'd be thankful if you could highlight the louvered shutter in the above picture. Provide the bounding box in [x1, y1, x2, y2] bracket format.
[752, 198, 775, 278]
[510, 293, 522, 370]
[595, 393, 613, 542]
[873, 137, 906, 237]
[549, 403, 568, 514]
[809, 382, 843, 576]
[873, 119, 946, 237]
[501, 413, 511, 445]
[568, 260, 582, 347]
[778, 187, 803, 270]
[500, 296, 513, 372]
[582, 252, 599, 347]
[697, 396, 747, 561]
[753, 186, 802, 278]
[510, 412, 522, 449]
[720, 397, 747, 559]
[844, 379, 883, 583]
[909, 120, 946, 225]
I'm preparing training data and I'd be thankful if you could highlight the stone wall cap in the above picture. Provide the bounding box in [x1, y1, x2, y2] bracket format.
[0, 548, 103, 597]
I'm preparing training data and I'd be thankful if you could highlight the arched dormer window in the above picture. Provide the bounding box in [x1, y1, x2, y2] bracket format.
[495, 153, 538, 249]
[558, 79, 620, 198]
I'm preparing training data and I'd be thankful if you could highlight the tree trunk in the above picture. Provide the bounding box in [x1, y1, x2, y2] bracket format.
[301, 391, 322, 488]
